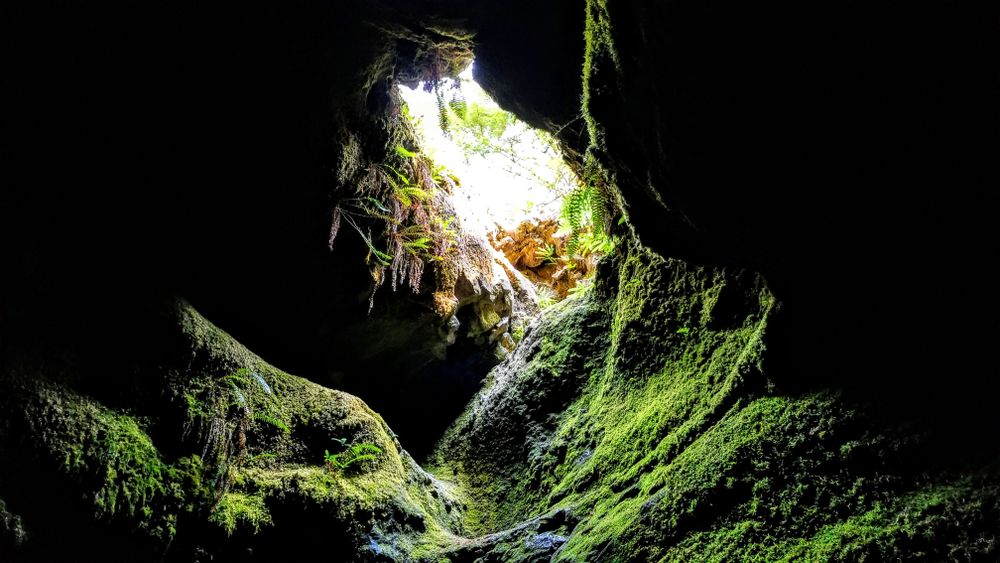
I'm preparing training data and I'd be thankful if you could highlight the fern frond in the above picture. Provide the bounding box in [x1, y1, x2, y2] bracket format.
[395, 145, 417, 158]
[368, 249, 393, 267]
[365, 197, 391, 213]
[586, 180, 607, 235]
[247, 370, 273, 395]
[230, 385, 247, 407]
[226, 375, 250, 386]
[382, 165, 409, 187]
[449, 83, 467, 120]
[435, 84, 450, 136]
[350, 444, 382, 456]
[404, 236, 431, 245]
[252, 413, 290, 434]
[326, 453, 344, 468]
[399, 186, 430, 202]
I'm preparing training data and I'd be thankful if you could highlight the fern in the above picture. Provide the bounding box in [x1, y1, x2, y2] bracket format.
[435, 84, 450, 137]
[394, 145, 417, 158]
[560, 175, 613, 258]
[536, 285, 559, 309]
[330, 100, 464, 309]
[324, 443, 383, 470]
[403, 237, 432, 251]
[226, 374, 251, 387]
[252, 413, 290, 434]
[560, 186, 588, 257]
[448, 80, 467, 120]
[197, 369, 289, 511]
[369, 246, 394, 266]
[234, 368, 273, 396]
[229, 385, 247, 411]
[535, 244, 558, 265]
[567, 278, 595, 298]
[585, 179, 608, 235]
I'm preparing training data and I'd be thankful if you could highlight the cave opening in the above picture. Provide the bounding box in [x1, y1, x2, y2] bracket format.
[2, 0, 997, 559]
[318, 63, 616, 462]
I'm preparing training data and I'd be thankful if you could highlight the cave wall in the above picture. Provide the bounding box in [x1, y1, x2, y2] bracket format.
[469, 0, 999, 424]
[0, 0, 532, 463]
[579, 0, 1000, 415]
[430, 245, 1000, 562]
[0, 296, 466, 561]
[2, 0, 999, 560]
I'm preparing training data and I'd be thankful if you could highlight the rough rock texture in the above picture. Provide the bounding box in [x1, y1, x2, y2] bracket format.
[333, 187, 541, 459]
[490, 220, 598, 299]
[2, 0, 998, 560]
[430, 244, 1000, 561]
[0, 0, 539, 463]
[556, 0, 998, 421]
[0, 297, 472, 561]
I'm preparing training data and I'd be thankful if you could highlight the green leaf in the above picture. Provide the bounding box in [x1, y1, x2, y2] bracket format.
[366, 197, 390, 213]
[404, 237, 431, 250]
[252, 413, 290, 434]
[383, 165, 409, 186]
[395, 145, 417, 158]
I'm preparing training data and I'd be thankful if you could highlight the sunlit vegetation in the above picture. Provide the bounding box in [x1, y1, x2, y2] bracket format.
[402, 68, 620, 308]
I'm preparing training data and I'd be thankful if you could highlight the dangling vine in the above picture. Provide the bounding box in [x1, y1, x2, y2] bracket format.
[329, 134, 460, 312]
[432, 78, 467, 138]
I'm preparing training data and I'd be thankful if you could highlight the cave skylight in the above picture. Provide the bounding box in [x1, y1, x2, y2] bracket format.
[399, 63, 575, 236]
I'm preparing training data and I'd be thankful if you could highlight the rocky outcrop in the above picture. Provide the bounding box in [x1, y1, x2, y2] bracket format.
[326, 187, 541, 459]
[433, 212, 541, 363]
[2, 0, 998, 561]
[430, 244, 1000, 561]
[480, 0, 999, 420]
[0, 297, 471, 562]
[489, 219, 599, 299]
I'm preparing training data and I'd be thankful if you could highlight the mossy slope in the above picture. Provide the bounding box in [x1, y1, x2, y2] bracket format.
[430, 244, 1000, 562]
[0, 298, 466, 561]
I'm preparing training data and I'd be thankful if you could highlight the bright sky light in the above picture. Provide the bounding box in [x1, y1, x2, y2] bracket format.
[399, 63, 570, 235]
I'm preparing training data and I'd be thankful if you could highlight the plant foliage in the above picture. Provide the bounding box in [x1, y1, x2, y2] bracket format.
[535, 244, 559, 266]
[450, 98, 576, 197]
[329, 142, 460, 311]
[193, 368, 288, 510]
[324, 443, 383, 471]
[560, 172, 614, 258]
[536, 286, 559, 309]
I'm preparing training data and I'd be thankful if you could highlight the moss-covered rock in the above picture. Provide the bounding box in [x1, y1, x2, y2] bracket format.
[0, 298, 470, 561]
[1, 1, 996, 561]
[427, 243, 1000, 562]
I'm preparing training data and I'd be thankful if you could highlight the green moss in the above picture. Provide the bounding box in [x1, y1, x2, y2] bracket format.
[1, 298, 472, 557]
[429, 242, 1000, 562]
[2, 371, 212, 546]
[209, 491, 273, 536]
[582, 0, 621, 152]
